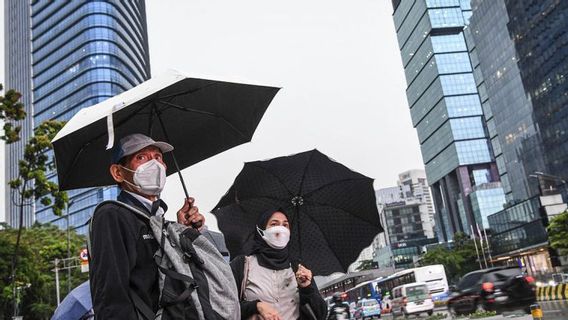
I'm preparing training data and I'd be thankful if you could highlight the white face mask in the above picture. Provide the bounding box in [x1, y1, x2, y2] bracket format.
[257, 225, 290, 249]
[121, 159, 166, 196]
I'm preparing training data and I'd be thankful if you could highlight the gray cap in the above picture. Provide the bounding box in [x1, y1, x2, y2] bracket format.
[112, 133, 174, 164]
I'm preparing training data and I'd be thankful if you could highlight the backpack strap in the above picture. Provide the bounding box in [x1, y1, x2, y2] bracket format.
[130, 289, 155, 320]
[240, 256, 251, 301]
[88, 200, 150, 257]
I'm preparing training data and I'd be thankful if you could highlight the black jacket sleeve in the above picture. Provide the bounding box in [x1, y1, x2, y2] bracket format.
[299, 280, 328, 320]
[90, 204, 139, 319]
[230, 255, 260, 318]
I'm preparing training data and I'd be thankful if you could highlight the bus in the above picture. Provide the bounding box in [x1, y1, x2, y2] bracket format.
[376, 265, 449, 300]
[344, 277, 385, 303]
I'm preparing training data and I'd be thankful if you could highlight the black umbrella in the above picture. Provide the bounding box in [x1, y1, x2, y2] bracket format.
[52, 70, 279, 196]
[212, 149, 383, 276]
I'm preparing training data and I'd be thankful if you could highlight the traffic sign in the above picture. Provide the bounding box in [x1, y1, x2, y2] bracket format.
[79, 248, 89, 261]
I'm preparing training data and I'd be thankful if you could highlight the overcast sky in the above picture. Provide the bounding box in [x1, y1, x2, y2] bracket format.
[1, 1, 424, 228]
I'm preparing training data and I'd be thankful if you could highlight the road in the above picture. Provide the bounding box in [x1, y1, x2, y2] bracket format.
[376, 300, 568, 319]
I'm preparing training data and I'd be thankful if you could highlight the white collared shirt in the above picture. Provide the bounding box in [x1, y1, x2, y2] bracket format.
[124, 190, 165, 217]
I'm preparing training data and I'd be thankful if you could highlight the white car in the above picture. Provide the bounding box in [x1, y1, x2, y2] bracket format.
[391, 282, 434, 318]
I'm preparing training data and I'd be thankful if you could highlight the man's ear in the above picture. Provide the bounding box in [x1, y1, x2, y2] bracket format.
[110, 164, 124, 183]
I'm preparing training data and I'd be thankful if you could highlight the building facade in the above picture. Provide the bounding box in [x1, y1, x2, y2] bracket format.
[373, 169, 437, 270]
[4, 0, 34, 227]
[4, 1, 151, 233]
[469, 0, 568, 272]
[391, 0, 505, 242]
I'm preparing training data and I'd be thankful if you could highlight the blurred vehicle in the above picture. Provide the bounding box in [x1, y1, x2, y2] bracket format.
[343, 264, 448, 315]
[325, 296, 334, 310]
[552, 273, 568, 284]
[447, 266, 536, 315]
[349, 302, 356, 320]
[380, 294, 392, 314]
[345, 279, 384, 306]
[375, 265, 449, 302]
[391, 282, 434, 318]
[354, 298, 381, 319]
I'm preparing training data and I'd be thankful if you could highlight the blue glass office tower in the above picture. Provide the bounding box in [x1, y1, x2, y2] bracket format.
[4, 1, 151, 233]
[469, 0, 568, 271]
[391, 0, 505, 242]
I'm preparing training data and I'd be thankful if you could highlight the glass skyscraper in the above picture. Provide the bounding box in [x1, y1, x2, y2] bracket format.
[4, 1, 151, 233]
[469, 0, 568, 271]
[391, 0, 504, 242]
[4, 0, 34, 228]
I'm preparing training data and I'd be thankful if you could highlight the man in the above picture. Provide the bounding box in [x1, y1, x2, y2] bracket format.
[89, 133, 205, 319]
[327, 293, 350, 320]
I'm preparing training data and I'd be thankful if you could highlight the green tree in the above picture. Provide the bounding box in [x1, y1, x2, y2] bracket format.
[420, 232, 480, 283]
[0, 224, 88, 319]
[355, 259, 378, 271]
[547, 210, 568, 256]
[2, 84, 69, 317]
[0, 83, 27, 143]
[7, 120, 69, 318]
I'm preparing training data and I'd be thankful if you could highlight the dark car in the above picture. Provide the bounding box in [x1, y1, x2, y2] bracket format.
[447, 266, 536, 315]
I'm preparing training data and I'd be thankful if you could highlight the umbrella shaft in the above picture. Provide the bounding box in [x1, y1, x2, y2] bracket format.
[155, 105, 190, 199]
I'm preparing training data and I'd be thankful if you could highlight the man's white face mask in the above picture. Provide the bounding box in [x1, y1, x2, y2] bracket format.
[121, 159, 166, 196]
[257, 225, 291, 249]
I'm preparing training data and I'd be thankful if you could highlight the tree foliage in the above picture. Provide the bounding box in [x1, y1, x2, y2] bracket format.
[547, 210, 568, 256]
[355, 259, 378, 271]
[9, 120, 68, 216]
[0, 83, 27, 143]
[0, 224, 89, 319]
[421, 232, 480, 283]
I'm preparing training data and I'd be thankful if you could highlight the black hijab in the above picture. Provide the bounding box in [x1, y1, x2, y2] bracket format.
[249, 208, 291, 270]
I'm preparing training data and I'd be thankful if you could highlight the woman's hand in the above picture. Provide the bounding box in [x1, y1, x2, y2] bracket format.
[257, 301, 281, 320]
[295, 264, 313, 288]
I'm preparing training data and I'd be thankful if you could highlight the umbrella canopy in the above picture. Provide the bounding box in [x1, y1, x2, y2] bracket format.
[51, 280, 92, 320]
[212, 149, 383, 276]
[52, 70, 279, 191]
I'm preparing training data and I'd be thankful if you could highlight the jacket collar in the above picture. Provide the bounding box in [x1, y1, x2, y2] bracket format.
[117, 190, 168, 216]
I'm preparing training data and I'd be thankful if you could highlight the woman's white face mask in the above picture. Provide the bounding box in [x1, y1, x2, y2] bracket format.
[257, 225, 291, 249]
[121, 159, 166, 196]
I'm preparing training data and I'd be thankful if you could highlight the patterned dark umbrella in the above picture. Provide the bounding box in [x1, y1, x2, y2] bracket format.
[212, 149, 383, 276]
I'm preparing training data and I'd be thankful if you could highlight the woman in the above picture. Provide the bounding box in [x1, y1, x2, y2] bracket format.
[230, 209, 327, 320]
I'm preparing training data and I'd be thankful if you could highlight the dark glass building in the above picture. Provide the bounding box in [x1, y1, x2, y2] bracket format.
[391, 0, 505, 242]
[469, 0, 568, 272]
[4, 1, 151, 233]
[506, 1, 568, 182]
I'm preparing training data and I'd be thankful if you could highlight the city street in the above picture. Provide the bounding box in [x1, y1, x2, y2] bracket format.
[377, 300, 568, 319]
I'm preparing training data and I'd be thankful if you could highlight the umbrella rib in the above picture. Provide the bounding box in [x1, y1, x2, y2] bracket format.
[301, 177, 372, 198]
[157, 82, 225, 102]
[158, 100, 248, 140]
[293, 205, 350, 274]
[231, 195, 292, 207]
[248, 163, 296, 196]
[297, 150, 317, 195]
[304, 199, 381, 228]
[157, 86, 210, 100]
